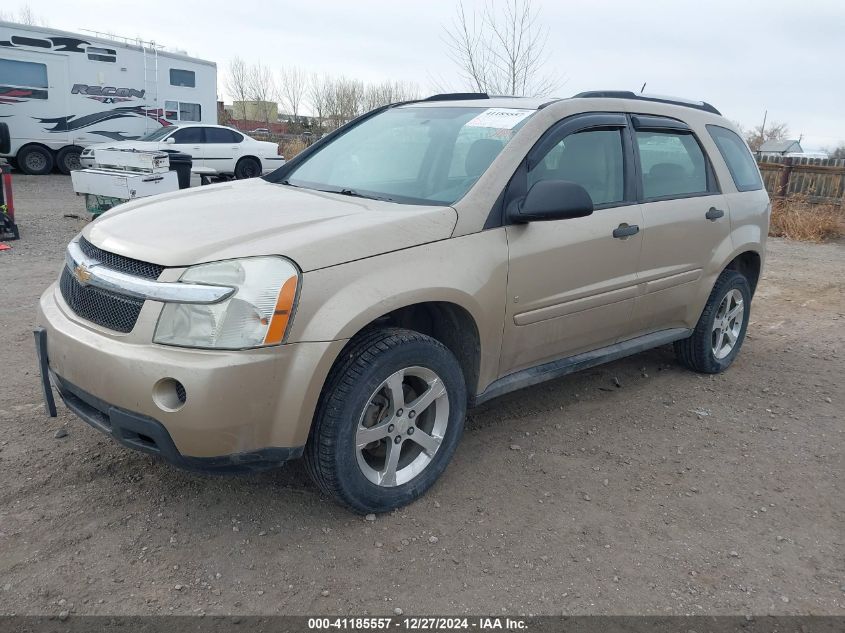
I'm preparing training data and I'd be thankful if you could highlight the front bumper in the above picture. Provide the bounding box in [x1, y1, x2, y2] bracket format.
[36, 282, 345, 464]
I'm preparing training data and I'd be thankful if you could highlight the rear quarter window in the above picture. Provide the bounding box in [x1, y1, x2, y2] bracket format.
[706, 125, 763, 192]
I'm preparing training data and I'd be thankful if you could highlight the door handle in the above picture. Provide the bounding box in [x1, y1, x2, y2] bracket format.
[705, 207, 725, 221]
[612, 224, 640, 239]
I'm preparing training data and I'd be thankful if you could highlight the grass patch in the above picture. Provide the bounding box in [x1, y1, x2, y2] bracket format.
[279, 138, 308, 161]
[769, 196, 845, 242]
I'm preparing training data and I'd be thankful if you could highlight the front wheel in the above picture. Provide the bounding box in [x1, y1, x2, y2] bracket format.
[304, 328, 467, 514]
[675, 270, 752, 373]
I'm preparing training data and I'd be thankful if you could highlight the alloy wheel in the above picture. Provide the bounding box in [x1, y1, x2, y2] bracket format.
[711, 288, 744, 360]
[355, 366, 449, 487]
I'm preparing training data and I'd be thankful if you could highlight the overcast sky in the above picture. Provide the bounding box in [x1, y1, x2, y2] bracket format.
[11, 0, 844, 150]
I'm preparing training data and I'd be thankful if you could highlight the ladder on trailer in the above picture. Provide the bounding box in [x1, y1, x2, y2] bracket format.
[140, 40, 159, 134]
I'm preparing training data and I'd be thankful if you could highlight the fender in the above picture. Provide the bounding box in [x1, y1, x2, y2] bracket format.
[287, 230, 510, 392]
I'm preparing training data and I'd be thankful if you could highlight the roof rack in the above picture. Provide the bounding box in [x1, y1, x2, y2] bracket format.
[422, 93, 490, 102]
[572, 91, 721, 115]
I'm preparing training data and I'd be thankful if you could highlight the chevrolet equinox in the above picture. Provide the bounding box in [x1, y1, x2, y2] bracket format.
[36, 91, 770, 513]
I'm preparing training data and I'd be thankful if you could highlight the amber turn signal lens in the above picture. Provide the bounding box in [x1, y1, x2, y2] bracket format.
[263, 276, 298, 344]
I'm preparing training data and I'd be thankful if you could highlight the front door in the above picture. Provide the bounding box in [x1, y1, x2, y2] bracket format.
[162, 126, 203, 165]
[500, 113, 644, 376]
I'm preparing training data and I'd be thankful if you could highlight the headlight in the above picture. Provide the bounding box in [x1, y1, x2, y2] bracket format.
[153, 257, 299, 349]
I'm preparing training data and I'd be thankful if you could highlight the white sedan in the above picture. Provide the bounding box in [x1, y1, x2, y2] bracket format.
[80, 124, 285, 179]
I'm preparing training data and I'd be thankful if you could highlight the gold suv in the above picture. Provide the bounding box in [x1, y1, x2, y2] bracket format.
[36, 91, 770, 513]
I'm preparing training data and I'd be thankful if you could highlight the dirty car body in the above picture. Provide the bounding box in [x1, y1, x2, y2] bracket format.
[36, 92, 770, 512]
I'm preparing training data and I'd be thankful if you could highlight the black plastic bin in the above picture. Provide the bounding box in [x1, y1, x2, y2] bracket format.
[167, 152, 192, 189]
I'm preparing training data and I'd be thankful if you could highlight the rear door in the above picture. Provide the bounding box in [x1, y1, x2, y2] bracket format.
[500, 113, 644, 375]
[202, 127, 243, 174]
[627, 115, 730, 333]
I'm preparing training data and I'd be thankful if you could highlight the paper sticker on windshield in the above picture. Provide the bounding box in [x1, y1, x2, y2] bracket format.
[465, 108, 534, 130]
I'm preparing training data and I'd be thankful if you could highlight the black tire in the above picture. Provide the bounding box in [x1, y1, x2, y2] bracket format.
[674, 270, 752, 374]
[305, 328, 467, 514]
[56, 145, 83, 174]
[234, 156, 261, 179]
[17, 145, 54, 175]
[0, 122, 10, 155]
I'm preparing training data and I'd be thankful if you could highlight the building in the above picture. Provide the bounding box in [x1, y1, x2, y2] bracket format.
[759, 139, 803, 156]
[230, 100, 278, 123]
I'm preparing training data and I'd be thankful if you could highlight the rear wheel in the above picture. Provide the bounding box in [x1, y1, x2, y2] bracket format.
[18, 145, 54, 175]
[305, 328, 467, 514]
[674, 270, 751, 373]
[56, 146, 83, 174]
[234, 156, 261, 179]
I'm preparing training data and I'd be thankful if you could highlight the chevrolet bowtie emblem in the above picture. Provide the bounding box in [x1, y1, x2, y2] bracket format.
[73, 263, 92, 285]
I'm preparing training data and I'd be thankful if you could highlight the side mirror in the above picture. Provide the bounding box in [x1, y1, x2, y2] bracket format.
[510, 180, 594, 223]
[165, 137, 176, 144]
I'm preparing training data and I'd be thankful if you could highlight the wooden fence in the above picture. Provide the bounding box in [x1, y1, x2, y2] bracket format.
[757, 155, 845, 203]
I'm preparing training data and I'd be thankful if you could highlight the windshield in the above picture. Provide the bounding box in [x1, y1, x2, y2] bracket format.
[138, 126, 176, 141]
[280, 106, 535, 205]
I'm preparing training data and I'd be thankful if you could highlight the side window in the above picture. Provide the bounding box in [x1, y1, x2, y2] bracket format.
[169, 69, 196, 88]
[87, 46, 116, 62]
[205, 127, 241, 143]
[528, 128, 625, 206]
[0, 58, 48, 99]
[707, 125, 763, 192]
[171, 127, 203, 144]
[164, 100, 179, 122]
[636, 131, 709, 199]
[164, 100, 201, 122]
[179, 102, 201, 122]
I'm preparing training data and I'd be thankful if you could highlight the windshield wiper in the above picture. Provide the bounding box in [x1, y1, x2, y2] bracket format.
[328, 188, 392, 202]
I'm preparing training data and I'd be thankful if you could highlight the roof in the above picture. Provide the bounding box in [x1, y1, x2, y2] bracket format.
[759, 139, 803, 153]
[396, 91, 723, 116]
[0, 19, 216, 67]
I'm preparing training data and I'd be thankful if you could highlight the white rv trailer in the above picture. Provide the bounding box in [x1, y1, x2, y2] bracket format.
[0, 21, 217, 174]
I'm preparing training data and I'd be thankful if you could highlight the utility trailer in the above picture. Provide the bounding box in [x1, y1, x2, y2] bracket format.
[0, 20, 216, 175]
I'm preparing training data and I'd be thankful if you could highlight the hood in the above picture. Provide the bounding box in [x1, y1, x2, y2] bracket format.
[83, 179, 458, 272]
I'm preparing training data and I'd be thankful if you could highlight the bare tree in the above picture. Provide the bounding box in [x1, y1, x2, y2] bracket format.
[0, 5, 48, 26]
[225, 57, 250, 125]
[362, 80, 421, 112]
[443, 0, 558, 96]
[745, 121, 790, 152]
[246, 62, 277, 128]
[308, 73, 331, 136]
[823, 143, 845, 159]
[279, 66, 307, 127]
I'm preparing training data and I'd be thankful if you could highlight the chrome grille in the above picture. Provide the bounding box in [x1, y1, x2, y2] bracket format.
[79, 237, 164, 280]
[59, 267, 144, 334]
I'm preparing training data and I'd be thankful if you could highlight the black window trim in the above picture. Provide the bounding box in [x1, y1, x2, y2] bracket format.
[628, 113, 722, 202]
[705, 123, 764, 193]
[169, 68, 196, 88]
[170, 126, 205, 144]
[204, 127, 244, 144]
[490, 112, 637, 229]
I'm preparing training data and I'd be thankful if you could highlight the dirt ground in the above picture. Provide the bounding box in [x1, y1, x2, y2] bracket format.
[0, 175, 842, 616]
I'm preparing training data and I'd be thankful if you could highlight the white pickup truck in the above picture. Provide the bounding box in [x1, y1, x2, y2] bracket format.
[80, 124, 284, 178]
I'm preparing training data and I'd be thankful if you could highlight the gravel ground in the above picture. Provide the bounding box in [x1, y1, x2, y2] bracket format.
[0, 175, 843, 616]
